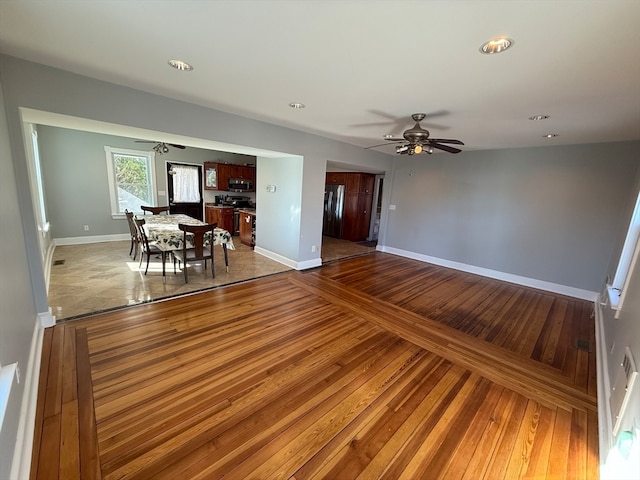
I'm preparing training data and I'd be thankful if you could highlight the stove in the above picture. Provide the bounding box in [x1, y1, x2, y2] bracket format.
[217, 195, 252, 208]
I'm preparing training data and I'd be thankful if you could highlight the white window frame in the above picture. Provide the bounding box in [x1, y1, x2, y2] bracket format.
[104, 146, 157, 218]
[608, 190, 640, 317]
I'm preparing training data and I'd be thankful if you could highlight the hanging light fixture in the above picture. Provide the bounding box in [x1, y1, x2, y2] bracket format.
[152, 142, 171, 155]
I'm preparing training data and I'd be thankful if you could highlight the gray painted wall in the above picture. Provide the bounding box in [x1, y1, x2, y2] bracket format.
[385, 142, 640, 292]
[37, 126, 256, 239]
[0, 73, 38, 479]
[256, 156, 303, 260]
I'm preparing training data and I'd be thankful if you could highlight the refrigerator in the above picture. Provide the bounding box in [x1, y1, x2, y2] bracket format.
[323, 184, 345, 238]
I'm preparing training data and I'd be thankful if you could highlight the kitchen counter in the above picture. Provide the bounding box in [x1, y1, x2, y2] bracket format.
[239, 210, 256, 248]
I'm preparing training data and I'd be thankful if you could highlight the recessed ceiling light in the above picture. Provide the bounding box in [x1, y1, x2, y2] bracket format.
[529, 115, 550, 121]
[479, 37, 514, 54]
[383, 134, 395, 139]
[289, 102, 305, 109]
[168, 59, 193, 71]
[543, 133, 559, 138]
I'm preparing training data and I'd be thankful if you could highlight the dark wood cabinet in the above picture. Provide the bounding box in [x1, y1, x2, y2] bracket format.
[325, 172, 375, 242]
[239, 211, 255, 248]
[326, 172, 346, 185]
[204, 162, 218, 190]
[202, 162, 256, 191]
[359, 174, 375, 194]
[205, 205, 234, 233]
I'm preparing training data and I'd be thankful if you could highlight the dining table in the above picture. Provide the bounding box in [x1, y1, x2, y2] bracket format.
[139, 213, 235, 275]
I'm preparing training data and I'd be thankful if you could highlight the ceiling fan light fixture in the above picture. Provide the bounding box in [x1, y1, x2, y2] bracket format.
[168, 59, 193, 71]
[480, 37, 513, 54]
[414, 144, 423, 154]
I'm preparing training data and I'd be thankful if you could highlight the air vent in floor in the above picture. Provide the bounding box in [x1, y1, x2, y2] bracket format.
[575, 338, 592, 352]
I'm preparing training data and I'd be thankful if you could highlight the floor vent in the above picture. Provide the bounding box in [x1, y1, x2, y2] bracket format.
[575, 338, 592, 352]
[610, 346, 638, 436]
[53, 260, 65, 266]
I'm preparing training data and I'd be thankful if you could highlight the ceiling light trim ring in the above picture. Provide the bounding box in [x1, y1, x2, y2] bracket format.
[168, 59, 194, 71]
[479, 37, 514, 55]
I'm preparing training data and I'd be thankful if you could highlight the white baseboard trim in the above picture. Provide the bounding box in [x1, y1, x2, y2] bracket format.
[380, 246, 599, 301]
[10, 316, 45, 480]
[42, 241, 55, 293]
[39, 308, 55, 328]
[253, 246, 321, 271]
[595, 300, 613, 470]
[54, 233, 129, 246]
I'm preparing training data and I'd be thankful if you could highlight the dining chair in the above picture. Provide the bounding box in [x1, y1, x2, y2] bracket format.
[124, 209, 140, 260]
[140, 205, 170, 215]
[135, 218, 168, 276]
[172, 222, 217, 283]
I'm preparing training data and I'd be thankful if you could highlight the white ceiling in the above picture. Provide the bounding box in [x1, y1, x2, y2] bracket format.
[1, 0, 639, 156]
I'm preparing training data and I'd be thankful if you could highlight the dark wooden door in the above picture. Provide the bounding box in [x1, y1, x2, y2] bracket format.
[167, 163, 204, 220]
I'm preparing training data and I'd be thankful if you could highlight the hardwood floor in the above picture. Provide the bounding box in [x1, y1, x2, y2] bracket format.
[31, 253, 598, 479]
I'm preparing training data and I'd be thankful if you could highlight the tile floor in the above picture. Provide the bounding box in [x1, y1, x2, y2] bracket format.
[48, 235, 376, 321]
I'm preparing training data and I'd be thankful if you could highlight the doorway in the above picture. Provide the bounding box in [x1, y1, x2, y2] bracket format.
[167, 162, 203, 220]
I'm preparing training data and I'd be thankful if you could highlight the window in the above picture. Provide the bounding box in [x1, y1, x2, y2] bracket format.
[609, 190, 640, 317]
[105, 147, 156, 216]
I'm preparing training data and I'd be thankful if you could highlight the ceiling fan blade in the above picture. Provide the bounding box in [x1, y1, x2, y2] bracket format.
[429, 142, 462, 154]
[365, 141, 402, 149]
[429, 138, 464, 145]
[135, 140, 155, 143]
[168, 144, 186, 149]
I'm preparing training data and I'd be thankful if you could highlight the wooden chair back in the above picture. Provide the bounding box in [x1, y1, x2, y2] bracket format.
[125, 209, 140, 258]
[141, 205, 170, 215]
[178, 223, 217, 260]
[134, 218, 151, 251]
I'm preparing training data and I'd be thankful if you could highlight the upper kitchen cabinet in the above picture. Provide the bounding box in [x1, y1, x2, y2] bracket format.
[204, 162, 218, 190]
[204, 162, 256, 191]
[326, 172, 346, 185]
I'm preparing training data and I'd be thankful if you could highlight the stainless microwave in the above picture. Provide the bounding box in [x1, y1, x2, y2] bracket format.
[228, 178, 252, 191]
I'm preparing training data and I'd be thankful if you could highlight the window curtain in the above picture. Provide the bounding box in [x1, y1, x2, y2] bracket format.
[172, 165, 201, 203]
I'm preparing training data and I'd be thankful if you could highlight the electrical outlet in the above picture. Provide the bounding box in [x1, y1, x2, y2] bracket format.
[84, 225, 89, 231]
[311, 245, 317, 252]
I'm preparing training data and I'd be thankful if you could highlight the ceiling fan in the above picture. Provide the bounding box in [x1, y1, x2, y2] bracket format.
[366, 113, 464, 155]
[135, 140, 186, 155]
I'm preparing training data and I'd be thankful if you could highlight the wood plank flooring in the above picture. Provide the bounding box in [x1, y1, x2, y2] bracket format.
[31, 253, 599, 479]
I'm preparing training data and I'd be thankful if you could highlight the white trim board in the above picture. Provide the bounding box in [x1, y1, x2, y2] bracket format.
[595, 301, 614, 468]
[10, 316, 46, 480]
[54, 233, 129, 246]
[380, 246, 599, 301]
[253, 246, 321, 271]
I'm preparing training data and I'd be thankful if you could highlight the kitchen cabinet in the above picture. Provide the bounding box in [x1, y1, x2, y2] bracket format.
[342, 193, 373, 242]
[205, 205, 234, 233]
[326, 172, 346, 185]
[203, 162, 256, 191]
[359, 174, 375, 194]
[325, 172, 375, 242]
[239, 210, 256, 248]
[204, 162, 218, 190]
